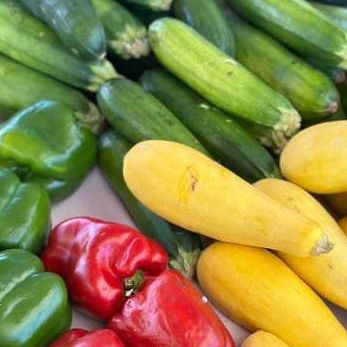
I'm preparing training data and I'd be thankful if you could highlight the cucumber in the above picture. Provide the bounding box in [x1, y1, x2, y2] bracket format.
[309, 61, 346, 84]
[97, 78, 208, 154]
[0, 0, 117, 91]
[91, 0, 149, 59]
[227, 14, 340, 120]
[99, 130, 201, 278]
[148, 18, 300, 152]
[227, 0, 347, 69]
[309, 0, 347, 6]
[140, 69, 279, 182]
[174, 0, 235, 56]
[18, 0, 106, 61]
[312, 3, 347, 30]
[0, 54, 103, 133]
[122, 0, 173, 11]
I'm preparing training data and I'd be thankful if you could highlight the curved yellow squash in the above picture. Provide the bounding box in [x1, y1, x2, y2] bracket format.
[280, 121, 347, 194]
[241, 331, 290, 347]
[198, 243, 347, 347]
[255, 178, 347, 310]
[123, 140, 330, 257]
[326, 192, 347, 216]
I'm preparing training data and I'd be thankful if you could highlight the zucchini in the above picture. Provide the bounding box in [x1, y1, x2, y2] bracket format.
[227, 0, 347, 68]
[309, 61, 346, 84]
[91, 0, 150, 59]
[174, 0, 235, 56]
[312, 2, 347, 30]
[140, 68, 279, 182]
[0, 54, 103, 133]
[99, 130, 201, 278]
[148, 18, 300, 152]
[18, 0, 106, 61]
[228, 14, 340, 120]
[309, 0, 347, 6]
[122, 0, 173, 11]
[0, 0, 117, 91]
[97, 78, 208, 154]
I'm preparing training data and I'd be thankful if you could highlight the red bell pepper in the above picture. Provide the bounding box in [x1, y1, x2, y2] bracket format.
[49, 328, 125, 347]
[41, 217, 168, 320]
[109, 270, 235, 347]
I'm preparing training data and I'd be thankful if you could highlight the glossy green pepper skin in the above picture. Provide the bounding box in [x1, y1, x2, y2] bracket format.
[0, 100, 97, 200]
[0, 249, 72, 347]
[0, 169, 50, 253]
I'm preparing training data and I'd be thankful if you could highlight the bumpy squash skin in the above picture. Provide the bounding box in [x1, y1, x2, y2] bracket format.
[255, 178, 347, 310]
[280, 121, 347, 194]
[241, 331, 290, 347]
[123, 140, 330, 257]
[197, 243, 347, 347]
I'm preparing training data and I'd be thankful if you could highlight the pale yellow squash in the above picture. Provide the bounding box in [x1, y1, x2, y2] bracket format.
[123, 140, 331, 257]
[197, 243, 347, 347]
[326, 192, 347, 216]
[255, 178, 347, 310]
[241, 331, 290, 347]
[280, 121, 347, 194]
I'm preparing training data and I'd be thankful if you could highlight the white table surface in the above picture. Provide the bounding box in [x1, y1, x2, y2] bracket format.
[52, 168, 347, 346]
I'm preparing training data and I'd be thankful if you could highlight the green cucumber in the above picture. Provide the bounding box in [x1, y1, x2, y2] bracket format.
[91, 0, 149, 59]
[97, 78, 208, 154]
[227, 14, 340, 120]
[99, 130, 201, 278]
[227, 0, 347, 68]
[0, 54, 103, 133]
[308, 0, 347, 6]
[148, 18, 300, 152]
[140, 68, 280, 182]
[312, 2, 347, 30]
[309, 61, 346, 84]
[18, 0, 106, 61]
[0, 0, 117, 91]
[174, 0, 235, 56]
[122, 0, 173, 11]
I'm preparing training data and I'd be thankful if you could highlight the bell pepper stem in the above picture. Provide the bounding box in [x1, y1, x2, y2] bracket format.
[124, 270, 145, 297]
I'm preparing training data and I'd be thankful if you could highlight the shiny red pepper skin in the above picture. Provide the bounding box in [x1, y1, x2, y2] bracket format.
[49, 329, 125, 347]
[41, 217, 168, 320]
[109, 270, 235, 347]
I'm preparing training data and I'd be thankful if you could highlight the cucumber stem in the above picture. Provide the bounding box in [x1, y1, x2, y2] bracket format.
[89, 60, 119, 92]
[75, 102, 105, 135]
[149, 0, 173, 11]
[311, 234, 334, 256]
[329, 101, 339, 115]
[169, 246, 201, 279]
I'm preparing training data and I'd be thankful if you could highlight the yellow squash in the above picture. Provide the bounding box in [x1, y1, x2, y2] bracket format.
[280, 121, 347, 194]
[241, 331, 290, 347]
[326, 192, 347, 216]
[255, 178, 347, 310]
[123, 140, 330, 257]
[339, 217, 347, 234]
[197, 243, 347, 347]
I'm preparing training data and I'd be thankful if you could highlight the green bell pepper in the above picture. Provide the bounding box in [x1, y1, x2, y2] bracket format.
[0, 249, 72, 347]
[0, 169, 50, 253]
[0, 100, 97, 200]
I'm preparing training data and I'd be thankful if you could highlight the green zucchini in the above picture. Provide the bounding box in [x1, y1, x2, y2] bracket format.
[0, 54, 103, 133]
[18, 0, 106, 61]
[308, 0, 347, 6]
[91, 0, 149, 59]
[140, 68, 279, 182]
[227, 14, 340, 120]
[309, 61, 346, 84]
[312, 2, 347, 30]
[97, 78, 208, 154]
[0, 0, 117, 91]
[148, 18, 300, 152]
[122, 0, 173, 11]
[227, 0, 347, 69]
[99, 130, 201, 278]
[174, 0, 235, 56]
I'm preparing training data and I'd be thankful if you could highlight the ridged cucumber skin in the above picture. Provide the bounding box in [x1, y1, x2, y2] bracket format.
[148, 18, 301, 151]
[227, 0, 347, 68]
[140, 69, 280, 182]
[18, 0, 106, 61]
[97, 78, 208, 154]
[122, 0, 173, 11]
[0, 54, 103, 133]
[313, 3, 347, 30]
[174, 0, 235, 56]
[99, 130, 201, 278]
[228, 15, 340, 120]
[91, 0, 149, 59]
[0, 0, 117, 91]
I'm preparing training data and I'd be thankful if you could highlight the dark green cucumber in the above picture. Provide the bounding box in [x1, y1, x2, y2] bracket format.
[227, 0, 347, 68]
[0, 0, 117, 91]
[174, 0, 235, 56]
[99, 130, 201, 278]
[148, 18, 300, 152]
[227, 14, 340, 120]
[0, 54, 103, 133]
[140, 68, 279, 182]
[308, 0, 347, 7]
[18, 0, 106, 61]
[122, 0, 173, 11]
[91, 0, 149, 59]
[309, 60, 346, 84]
[312, 2, 347, 30]
[97, 78, 208, 154]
